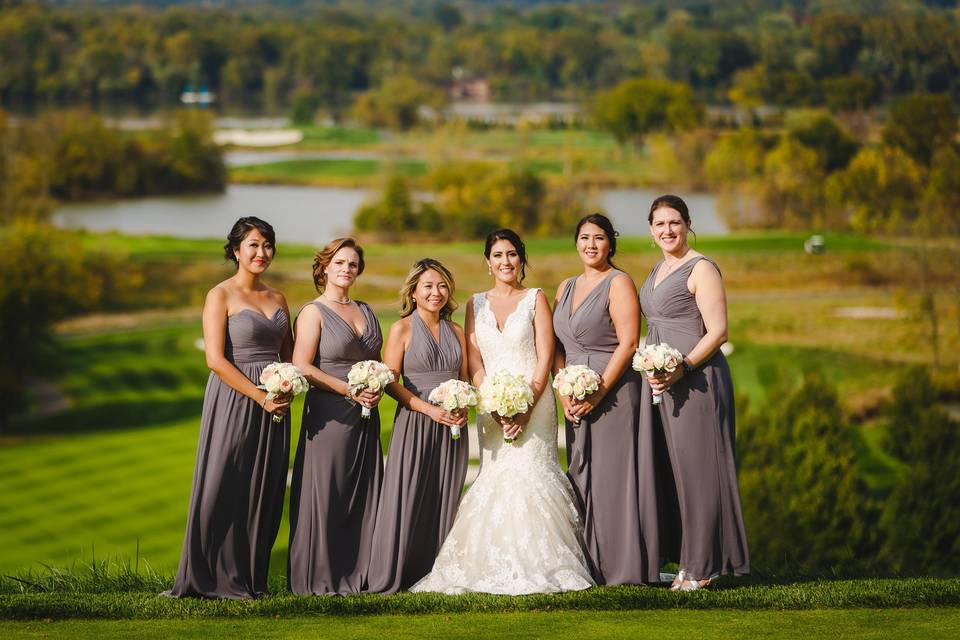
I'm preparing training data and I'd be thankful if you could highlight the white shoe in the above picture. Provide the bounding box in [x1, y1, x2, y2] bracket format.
[678, 572, 719, 592]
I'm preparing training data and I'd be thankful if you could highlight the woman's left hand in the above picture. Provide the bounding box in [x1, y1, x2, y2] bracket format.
[355, 388, 382, 409]
[500, 409, 531, 440]
[648, 367, 683, 393]
[570, 391, 605, 419]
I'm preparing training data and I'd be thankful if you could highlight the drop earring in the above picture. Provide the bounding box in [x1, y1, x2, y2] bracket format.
[487, 265, 493, 276]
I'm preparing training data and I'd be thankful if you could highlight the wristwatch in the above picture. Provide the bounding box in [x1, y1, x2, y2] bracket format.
[682, 359, 695, 376]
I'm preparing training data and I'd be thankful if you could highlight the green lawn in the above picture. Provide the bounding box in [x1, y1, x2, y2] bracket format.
[230, 158, 427, 184]
[3, 609, 958, 639]
[294, 126, 381, 147]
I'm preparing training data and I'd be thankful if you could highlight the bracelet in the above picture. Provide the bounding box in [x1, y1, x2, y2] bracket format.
[682, 359, 695, 376]
[260, 395, 269, 409]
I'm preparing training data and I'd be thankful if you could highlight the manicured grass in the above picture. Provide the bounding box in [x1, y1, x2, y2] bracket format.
[230, 158, 427, 185]
[4, 609, 958, 639]
[295, 126, 381, 147]
[2, 321, 399, 575]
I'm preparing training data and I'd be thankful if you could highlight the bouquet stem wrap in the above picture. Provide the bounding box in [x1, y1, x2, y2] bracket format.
[347, 360, 395, 420]
[258, 362, 309, 423]
[632, 343, 683, 406]
[428, 379, 479, 440]
[552, 365, 601, 427]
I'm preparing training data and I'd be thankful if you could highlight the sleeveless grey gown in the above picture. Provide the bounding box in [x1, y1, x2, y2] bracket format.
[165, 308, 291, 599]
[287, 301, 384, 595]
[553, 270, 663, 585]
[365, 313, 469, 593]
[639, 256, 749, 580]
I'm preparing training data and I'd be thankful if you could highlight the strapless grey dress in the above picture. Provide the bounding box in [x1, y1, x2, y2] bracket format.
[165, 308, 291, 599]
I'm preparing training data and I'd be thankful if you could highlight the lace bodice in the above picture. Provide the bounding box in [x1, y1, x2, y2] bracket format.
[472, 288, 539, 380]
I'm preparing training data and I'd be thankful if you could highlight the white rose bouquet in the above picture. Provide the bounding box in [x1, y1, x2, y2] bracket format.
[632, 343, 684, 405]
[428, 379, 479, 440]
[258, 362, 309, 422]
[552, 365, 601, 426]
[477, 371, 535, 443]
[347, 360, 395, 418]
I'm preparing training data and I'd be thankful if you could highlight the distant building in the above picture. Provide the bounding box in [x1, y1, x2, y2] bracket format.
[446, 101, 581, 127]
[180, 86, 216, 106]
[449, 78, 491, 102]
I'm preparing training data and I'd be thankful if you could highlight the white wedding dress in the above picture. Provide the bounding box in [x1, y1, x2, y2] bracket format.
[411, 288, 595, 595]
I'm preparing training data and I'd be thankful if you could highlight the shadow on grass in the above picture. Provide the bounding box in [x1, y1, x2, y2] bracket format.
[10, 396, 203, 436]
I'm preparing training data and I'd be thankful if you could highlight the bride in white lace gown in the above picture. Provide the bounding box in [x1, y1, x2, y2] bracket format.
[411, 230, 594, 595]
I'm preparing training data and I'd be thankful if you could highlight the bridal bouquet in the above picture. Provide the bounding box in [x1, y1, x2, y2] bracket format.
[478, 372, 534, 443]
[553, 365, 601, 426]
[259, 362, 309, 422]
[347, 360, 395, 418]
[428, 379, 479, 440]
[632, 343, 684, 405]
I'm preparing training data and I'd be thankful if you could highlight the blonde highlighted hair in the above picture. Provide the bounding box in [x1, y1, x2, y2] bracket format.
[312, 237, 365, 293]
[399, 258, 457, 321]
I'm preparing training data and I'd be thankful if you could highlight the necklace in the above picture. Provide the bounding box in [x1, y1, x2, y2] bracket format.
[322, 293, 352, 305]
[661, 248, 691, 275]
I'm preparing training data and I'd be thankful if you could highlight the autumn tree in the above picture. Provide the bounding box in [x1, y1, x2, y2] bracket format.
[593, 78, 703, 148]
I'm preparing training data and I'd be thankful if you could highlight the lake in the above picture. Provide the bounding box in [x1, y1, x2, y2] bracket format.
[53, 185, 726, 243]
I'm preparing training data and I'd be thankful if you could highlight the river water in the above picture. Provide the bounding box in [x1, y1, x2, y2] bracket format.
[53, 185, 725, 243]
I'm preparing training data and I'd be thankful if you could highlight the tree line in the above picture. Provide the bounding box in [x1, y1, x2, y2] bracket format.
[2, 1, 959, 118]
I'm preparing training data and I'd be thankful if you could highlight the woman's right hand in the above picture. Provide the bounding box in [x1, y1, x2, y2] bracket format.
[558, 395, 578, 423]
[427, 405, 466, 428]
[263, 393, 292, 416]
[350, 388, 382, 409]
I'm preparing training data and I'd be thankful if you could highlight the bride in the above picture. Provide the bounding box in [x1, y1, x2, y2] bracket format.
[411, 229, 594, 595]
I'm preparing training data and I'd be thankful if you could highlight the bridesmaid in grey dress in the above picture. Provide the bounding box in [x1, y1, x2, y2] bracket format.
[366, 259, 470, 593]
[553, 214, 662, 585]
[165, 217, 293, 599]
[288, 238, 385, 595]
[639, 195, 749, 591]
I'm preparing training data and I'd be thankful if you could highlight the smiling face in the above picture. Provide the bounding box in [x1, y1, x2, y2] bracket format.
[649, 206, 691, 255]
[486, 239, 522, 285]
[412, 268, 451, 314]
[324, 246, 361, 290]
[234, 228, 274, 274]
[576, 222, 611, 269]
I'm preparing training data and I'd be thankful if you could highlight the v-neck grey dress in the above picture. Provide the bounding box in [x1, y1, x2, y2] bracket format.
[165, 308, 291, 599]
[365, 313, 469, 594]
[639, 256, 749, 581]
[553, 270, 663, 585]
[287, 300, 384, 595]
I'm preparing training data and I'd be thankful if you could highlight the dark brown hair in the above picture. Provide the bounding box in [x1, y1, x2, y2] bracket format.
[575, 213, 619, 267]
[224, 217, 276, 265]
[648, 194, 692, 225]
[484, 228, 529, 282]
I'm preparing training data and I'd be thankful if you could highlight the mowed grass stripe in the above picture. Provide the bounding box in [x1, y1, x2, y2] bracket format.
[3, 609, 960, 639]
[2, 580, 960, 618]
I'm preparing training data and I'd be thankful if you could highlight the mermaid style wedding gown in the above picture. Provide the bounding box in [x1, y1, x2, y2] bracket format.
[411, 288, 594, 595]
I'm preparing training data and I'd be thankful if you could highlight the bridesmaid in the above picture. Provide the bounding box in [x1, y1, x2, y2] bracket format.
[365, 259, 470, 594]
[552, 213, 662, 585]
[288, 237, 385, 595]
[639, 195, 749, 591]
[165, 216, 293, 599]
